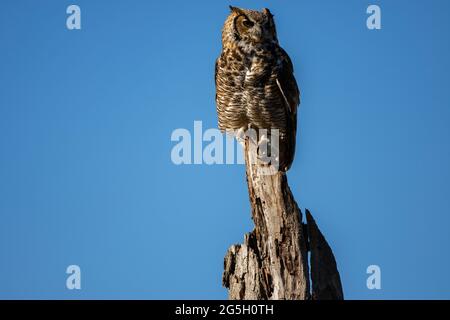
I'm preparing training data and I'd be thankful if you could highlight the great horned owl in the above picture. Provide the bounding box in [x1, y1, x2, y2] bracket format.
[215, 6, 300, 171]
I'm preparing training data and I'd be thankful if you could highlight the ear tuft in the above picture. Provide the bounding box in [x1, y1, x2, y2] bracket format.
[262, 8, 273, 17]
[229, 6, 243, 14]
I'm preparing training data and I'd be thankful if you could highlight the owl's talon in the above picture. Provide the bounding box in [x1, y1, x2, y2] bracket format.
[257, 135, 268, 155]
[236, 127, 246, 140]
[257, 134, 280, 169]
[257, 134, 270, 163]
[235, 127, 246, 146]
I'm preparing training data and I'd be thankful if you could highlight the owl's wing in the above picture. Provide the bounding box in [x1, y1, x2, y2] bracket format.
[276, 49, 300, 115]
[276, 48, 300, 171]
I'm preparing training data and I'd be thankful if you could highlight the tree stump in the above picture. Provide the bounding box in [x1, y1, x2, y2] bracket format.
[222, 139, 343, 300]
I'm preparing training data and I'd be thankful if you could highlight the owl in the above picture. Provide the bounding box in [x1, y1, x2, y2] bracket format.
[215, 6, 300, 171]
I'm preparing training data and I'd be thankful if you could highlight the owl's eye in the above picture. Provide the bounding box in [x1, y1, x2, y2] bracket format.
[242, 19, 254, 28]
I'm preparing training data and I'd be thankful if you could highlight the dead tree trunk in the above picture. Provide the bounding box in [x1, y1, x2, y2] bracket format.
[222, 139, 343, 300]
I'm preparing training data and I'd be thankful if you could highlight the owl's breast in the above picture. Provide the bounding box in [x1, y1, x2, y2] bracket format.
[215, 46, 285, 131]
[242, 54, 287, 131]
[215, 49, 249, 130]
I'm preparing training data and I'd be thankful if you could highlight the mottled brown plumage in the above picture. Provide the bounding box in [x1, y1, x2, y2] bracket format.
[215, 6, 300, 171]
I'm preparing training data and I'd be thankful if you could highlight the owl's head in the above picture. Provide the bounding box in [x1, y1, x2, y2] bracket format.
[222, 6, 278, 49]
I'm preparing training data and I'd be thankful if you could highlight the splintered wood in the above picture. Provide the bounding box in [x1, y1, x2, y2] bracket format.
[223, 139, 343, 300]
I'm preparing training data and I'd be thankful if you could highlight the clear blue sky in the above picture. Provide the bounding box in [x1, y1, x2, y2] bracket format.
[1, 0, 449, 299]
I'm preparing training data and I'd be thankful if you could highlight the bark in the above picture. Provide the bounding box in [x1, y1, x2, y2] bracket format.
[306, 210, 344, 300]
[222, 139, 343, 300]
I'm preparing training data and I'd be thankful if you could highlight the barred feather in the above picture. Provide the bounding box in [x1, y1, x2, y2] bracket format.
[215, 7, 300, 171]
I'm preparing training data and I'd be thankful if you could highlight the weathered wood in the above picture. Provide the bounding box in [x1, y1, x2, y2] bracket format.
[223, 138, 343, 300]
[306, 210, 344, 300]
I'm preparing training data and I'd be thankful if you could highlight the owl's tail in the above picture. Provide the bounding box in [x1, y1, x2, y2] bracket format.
[279, 114, 297, 172]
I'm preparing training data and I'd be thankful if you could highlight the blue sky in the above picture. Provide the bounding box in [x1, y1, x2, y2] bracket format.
[0, 0, 449, 299]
